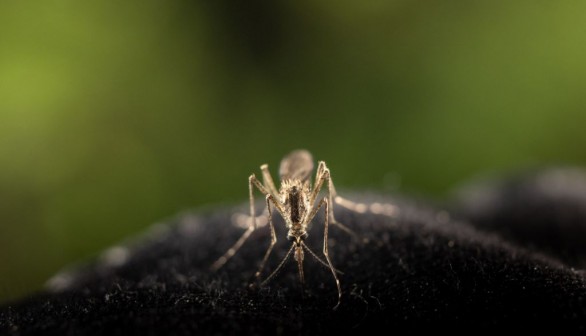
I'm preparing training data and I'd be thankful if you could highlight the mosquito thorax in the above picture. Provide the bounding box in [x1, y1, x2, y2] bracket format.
[281, 179, 310, 227]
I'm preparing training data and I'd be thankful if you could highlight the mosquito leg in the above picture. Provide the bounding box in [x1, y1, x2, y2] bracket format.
[316, 161, 396, 218]
[330, 176, 370, 214]
[211, 174, 268, 271]
[308, 161, 327, 204]
[325, 171, 360, 237]
[232, 165, 285, 231]
[253, 171, 286, 213]
[305, 197, 342, 308]
[260, 164, 279, 198]
[323, 197, 342, 310]
[327, 165, 399, 218]
[309, 161, 359, 238]
[253, 194, 278, 282]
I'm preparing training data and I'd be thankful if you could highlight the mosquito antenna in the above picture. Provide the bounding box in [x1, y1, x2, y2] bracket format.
[261, 244, 295, 287]
[301, 242, 344, 275]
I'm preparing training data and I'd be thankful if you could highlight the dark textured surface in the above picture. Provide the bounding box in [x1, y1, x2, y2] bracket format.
[455, 168, 586, 269]
[2, 170, 586, 334]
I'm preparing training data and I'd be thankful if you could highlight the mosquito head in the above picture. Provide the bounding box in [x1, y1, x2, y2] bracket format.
[287, 231, 308, 245]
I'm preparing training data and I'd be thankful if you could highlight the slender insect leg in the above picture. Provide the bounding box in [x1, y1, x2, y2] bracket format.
[260, 164, 279, 197]
[323, 197, 342, 310]
[326, 163, 399, 218]
[211, 174, 268, 271]
[252, 164, 286, 224]
[306, 197, 342, 308]
[308, 161, 327, 204]
[253, 194, 278, 281]
[310, 161, 358, 238]
[326, 171, 361, 237]
[329, 175, 367, 214]
[254, 170, 286, 213]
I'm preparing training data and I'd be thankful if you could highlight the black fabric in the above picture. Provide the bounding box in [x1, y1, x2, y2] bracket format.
[2, 169, 586, 334]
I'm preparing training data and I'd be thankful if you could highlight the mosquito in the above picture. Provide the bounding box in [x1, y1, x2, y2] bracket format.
[211, 149, 361, 309]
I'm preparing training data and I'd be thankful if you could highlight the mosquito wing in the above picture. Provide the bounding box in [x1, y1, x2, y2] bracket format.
[279, 149, 314, 182]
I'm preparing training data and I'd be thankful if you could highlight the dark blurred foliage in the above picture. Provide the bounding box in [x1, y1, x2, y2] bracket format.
[1, 0, 585, 303]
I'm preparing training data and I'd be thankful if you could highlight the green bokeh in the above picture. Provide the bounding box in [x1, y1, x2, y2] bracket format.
[1, 1, 586, 303]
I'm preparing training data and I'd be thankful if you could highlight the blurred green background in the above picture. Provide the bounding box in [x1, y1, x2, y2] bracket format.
[1, 0, 586, 304]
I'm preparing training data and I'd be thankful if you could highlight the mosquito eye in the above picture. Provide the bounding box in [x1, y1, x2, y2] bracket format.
[301, 232, 308, 240]
[287, 234, 296, 242]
